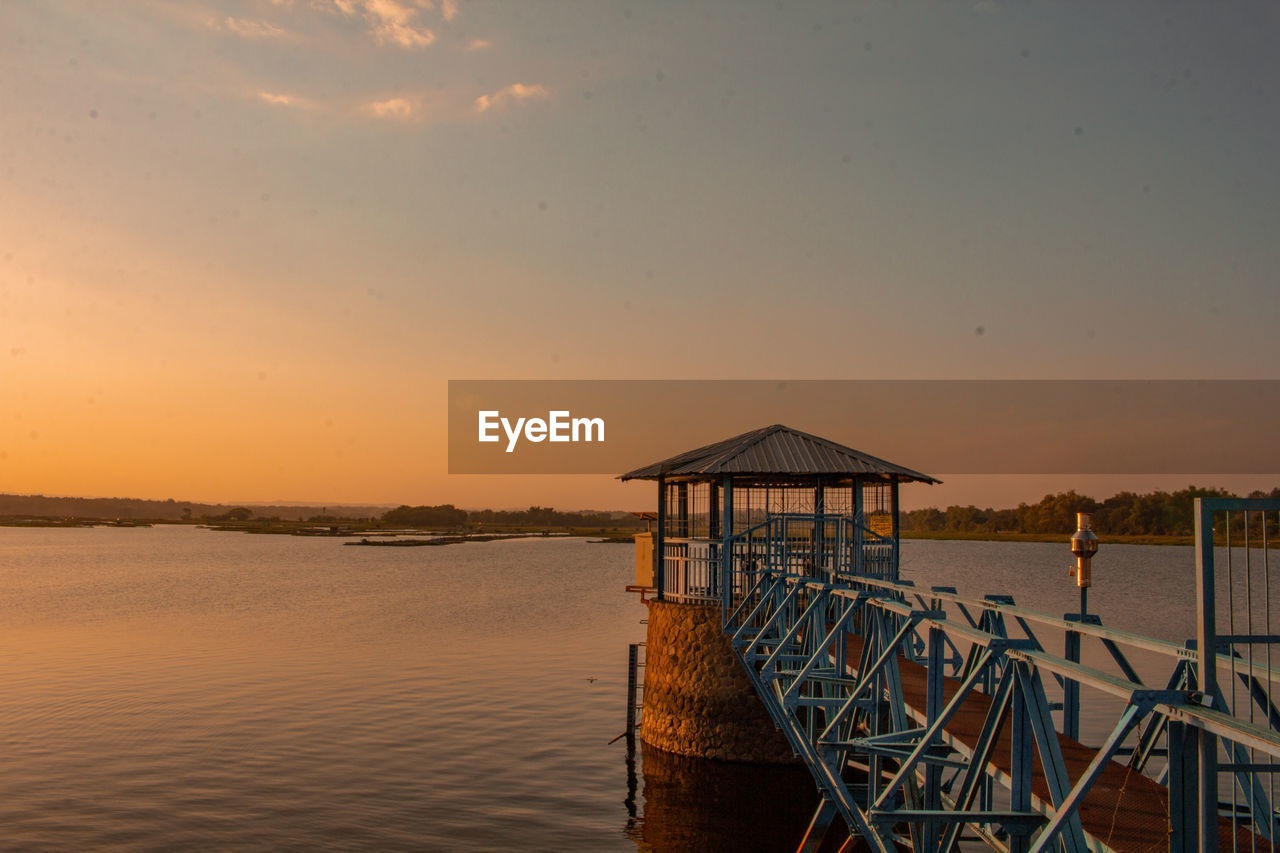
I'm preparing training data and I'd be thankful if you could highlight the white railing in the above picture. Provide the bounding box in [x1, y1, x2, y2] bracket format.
[661, 538, 720, 604]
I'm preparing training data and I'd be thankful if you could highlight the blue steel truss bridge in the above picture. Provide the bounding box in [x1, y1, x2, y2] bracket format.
[621, 426, 1280, 851]
[703, 498, 1280, 852]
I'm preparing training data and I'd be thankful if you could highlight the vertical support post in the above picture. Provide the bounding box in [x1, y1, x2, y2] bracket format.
[709, 482, 720, 540]
[853, 478, 865, 576]
[1063, 621, 1081, 742]
[709, 481, 721, 610]
[677, 482, 689, 539]
[865, 615, 883, 808]
[1010, 665, 1033, 853]
[890, 477, 900, 581]
[1194, 498, 1219, 853]
[626, 643, 639, 742]
[1168, 720, 1199, 852]
[722, 476, 734, 621]
[655, 477, 666, 600]
[814, 481, 825, 580]
[923, 614, 944, 851]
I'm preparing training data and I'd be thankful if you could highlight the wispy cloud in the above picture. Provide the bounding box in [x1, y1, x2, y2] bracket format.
[212, 16, 296, 40]
[327, 0, 437, 48]
[363, 96, 417, 119]
[440, 0, 459, 22]
[474, 83, 547, 113]
[257, 91, 317, 109]
[465, 37, 489, 50]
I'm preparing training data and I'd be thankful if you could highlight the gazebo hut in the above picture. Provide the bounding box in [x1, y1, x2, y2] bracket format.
[621, 423, 939, 604]
[619, 424, 938, 762]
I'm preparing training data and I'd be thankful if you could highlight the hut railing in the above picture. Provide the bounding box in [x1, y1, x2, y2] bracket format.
[661, 513, 896, 606]
[661, 538, 721, 605]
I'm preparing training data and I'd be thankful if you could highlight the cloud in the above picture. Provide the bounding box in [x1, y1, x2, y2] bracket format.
[466, 37, 489, 50]
[474, 83, 547, 113]
[213, 16, 295, 40]
[364, 96, 417, 119]
[327, 0, 437, 48]
[257, 91, 316, 109]
[212, 1, 458, 50]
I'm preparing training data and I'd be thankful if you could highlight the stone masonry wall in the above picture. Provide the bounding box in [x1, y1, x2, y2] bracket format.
[641, 599, 797, 764]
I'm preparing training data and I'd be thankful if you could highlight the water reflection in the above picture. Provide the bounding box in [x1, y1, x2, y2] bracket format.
[629, 740, 818, 853]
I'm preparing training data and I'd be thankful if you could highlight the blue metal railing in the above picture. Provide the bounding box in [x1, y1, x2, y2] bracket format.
[1194, 497, 1280, 851]
[719, 498, 1280, 852]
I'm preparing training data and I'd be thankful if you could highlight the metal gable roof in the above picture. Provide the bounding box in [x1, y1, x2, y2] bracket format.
[618, 424, 940, 483]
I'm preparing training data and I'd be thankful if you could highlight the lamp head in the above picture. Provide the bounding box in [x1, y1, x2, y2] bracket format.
[1070, 512, 1098, 588]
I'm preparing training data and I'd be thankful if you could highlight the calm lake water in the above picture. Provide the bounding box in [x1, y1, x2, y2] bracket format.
[0, 527, 1245, 850]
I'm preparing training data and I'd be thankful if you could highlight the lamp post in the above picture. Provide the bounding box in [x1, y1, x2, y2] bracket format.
[1070, 512, 1099, 617]
[1064, 512, 1099, 741]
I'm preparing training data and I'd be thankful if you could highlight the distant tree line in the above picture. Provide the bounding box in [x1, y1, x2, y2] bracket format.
[901, 486, 1280, 537]
[381, 504, 641, 530]
[381, 504, 470, 527]
[0, 494, 390, 522]
[0, 493, 643, 529]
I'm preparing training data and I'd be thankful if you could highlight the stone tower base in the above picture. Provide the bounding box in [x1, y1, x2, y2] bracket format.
[641, 599, 797, 764]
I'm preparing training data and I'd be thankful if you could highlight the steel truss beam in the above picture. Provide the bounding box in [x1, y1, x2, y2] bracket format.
[718, 521, 1280, 852]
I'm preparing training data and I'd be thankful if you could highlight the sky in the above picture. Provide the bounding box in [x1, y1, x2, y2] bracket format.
[2, 1, 1278, 511]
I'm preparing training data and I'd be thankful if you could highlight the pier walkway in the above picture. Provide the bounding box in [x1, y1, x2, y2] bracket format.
[828, 630, 1250, 851]
[620, 428, 1280, 850]
[721, 500, 1280, 852]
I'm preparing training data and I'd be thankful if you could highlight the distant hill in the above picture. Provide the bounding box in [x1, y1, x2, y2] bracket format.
[0, 493, 394, 522]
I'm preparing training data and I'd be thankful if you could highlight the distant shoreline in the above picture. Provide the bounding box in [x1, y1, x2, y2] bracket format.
[902, 530, 1197, 547]
[3, 514, 1271, 550]
[0, 517, 644, 541]
[0, 519, 1200, 547]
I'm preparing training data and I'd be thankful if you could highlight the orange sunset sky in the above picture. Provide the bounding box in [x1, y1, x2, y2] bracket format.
[2, 2, 1278, 511]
